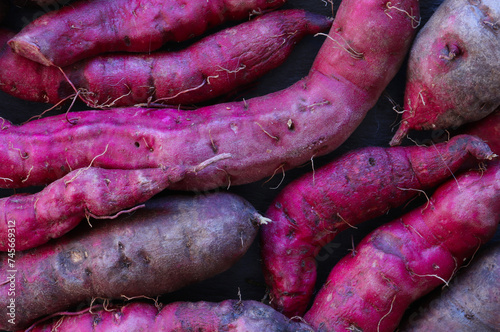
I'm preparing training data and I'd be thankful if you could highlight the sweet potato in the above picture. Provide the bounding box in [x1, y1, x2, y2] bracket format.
[461, 110, 500, 155]
[0, 10, 331, 107]
[398, 242, 500, 331]
[303, 161, 500, 332]
[0, 192, 265, 330]
[261, 134, 495, 317]
[8, 0, 286, 67]
[0, 166, 185, 251]
[24, 300, 315, 331]
[0, 0, 420, 190]
[390, 0, 500, 145]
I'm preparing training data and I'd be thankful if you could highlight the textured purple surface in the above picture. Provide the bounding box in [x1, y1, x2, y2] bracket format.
[304, 162, 500, 331]
[0, 0, 498, 330]
[262, 135, 495, 317]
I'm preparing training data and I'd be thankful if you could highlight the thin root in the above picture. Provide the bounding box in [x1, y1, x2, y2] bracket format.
[348, 235, 357, 257]
[412, 271, 451, 287]
[209, 129, 217, 153]
[64, 144, 109, 185]
[377, 295, 396, 332]
[65, 90, 81, 125]
[263, 163, 286, 189]
[217, 64, 246, 74]
[192, 153, 233, 173]
[432, 142, 461, 191]
[337, 213, 357, 229]
[397, 187, 431, 211]
[311, 154, 316, 186]
[22, 94, 77, 124]
[21, 166, 34, 183]
[24, 304, 104, 332]
[315, 32, 364, 60]
[86, 204, 146, 220]
[255, 122, 279, 141]
[151, 80, 207, 105]
[406, 136, 427, 147]
[385, 2, 421, 29]
[216, 167, 232, 190]
[9, 142, 29, 160]
[121, 295, 161, 309]
[0, 117, 9, 130]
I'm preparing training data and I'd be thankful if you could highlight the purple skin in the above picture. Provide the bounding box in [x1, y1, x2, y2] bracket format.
[261, 134, 496, 317]
[0, 10, 332, 107]
[0, 166, 185, 251]
[26, 300, 315, 331]
[398, 242, 500, 332]
[304, 161, 500, 332]
[390, 0, 500, 146]
[0, 0, 420, 190]
[8, 0, 286, 67]
[0, 193, 264, 330]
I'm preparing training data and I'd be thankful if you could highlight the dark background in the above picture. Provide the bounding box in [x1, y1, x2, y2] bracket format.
[0, 0, 498, 325]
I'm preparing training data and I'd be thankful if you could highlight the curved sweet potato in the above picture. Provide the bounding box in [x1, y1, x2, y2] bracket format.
[0, 192, 265, 330]
[25, 300, 315, 331]
[0, 166, 185, 251]
[261, 134, 495, 317]
[0, 10, 332, 107]
[398, 242, 500, 331]
[8, 0, 286, 67]
[0, 0, 420, 190]
[304, 161, 500, 332]
[391, 0, 500, 145]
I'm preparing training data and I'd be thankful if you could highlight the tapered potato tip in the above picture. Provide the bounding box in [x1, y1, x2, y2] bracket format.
[8, 36, 54, 67]
[390, 120, 410, 146]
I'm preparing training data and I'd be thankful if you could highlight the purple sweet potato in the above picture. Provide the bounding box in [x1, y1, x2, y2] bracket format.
[0, 166, 185, 251]
[0, 192, 265, 330]
[304, 161, 500, 332]
[0, 0, 420, 190]
[8, 0, 286, 67]
[0, 10, 331, 107]
[390, 0, 500, 145]
[25, 300, 315, 331]
[398, 242, 500, 331]
[261, 134, 496, 317]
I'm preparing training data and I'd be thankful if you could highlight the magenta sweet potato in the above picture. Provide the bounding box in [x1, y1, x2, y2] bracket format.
[261, 134, 495, 317]
[0, 192, 265, 330]
[24, 300, 315, 331]
[0, 10, 331, 107]
[303, 161, 500, 332]
[398, 242, 500, 331]
[0, 166, 185, 251]
[390, 0, 500, 145]
[8, 0, 286, 67]
[0, 0, 420, 190]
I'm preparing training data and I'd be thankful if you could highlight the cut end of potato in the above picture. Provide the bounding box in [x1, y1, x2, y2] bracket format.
[255, 214, 272, 225]
[390, 121, 410, 146]
[7, 37, 54, 67]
